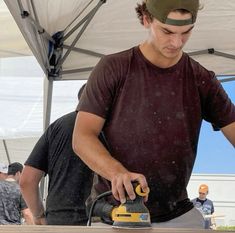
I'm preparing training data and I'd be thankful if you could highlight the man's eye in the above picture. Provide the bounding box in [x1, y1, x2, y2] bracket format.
[163, 31, 171, 34]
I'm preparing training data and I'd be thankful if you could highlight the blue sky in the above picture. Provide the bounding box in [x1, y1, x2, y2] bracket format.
[193, 80, 235, 174]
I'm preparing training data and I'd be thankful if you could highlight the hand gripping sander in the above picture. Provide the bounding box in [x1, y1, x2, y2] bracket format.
[112, 183, 151, 228]
[87, 182, 151, 229]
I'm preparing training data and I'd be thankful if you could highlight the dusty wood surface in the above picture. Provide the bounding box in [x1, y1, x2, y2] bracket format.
[0, 226, 232, 233]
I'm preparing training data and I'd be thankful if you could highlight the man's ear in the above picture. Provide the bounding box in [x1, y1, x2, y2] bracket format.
[16, 171, 21, 178]
[143, 15, 151, 28]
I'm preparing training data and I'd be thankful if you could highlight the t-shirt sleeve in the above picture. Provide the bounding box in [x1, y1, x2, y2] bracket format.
[211, 202, 214, 214]
[25, 129, 50, 174]
[199, 71, 235, 128]
[77, 56, 121, 119]
[20, 194, 28, 211]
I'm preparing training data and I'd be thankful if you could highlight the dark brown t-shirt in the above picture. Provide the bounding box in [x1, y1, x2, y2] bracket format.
[78, 46, 235, 222]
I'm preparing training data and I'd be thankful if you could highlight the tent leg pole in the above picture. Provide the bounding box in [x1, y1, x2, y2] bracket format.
[3, 139, 11, 164]
[39, 76, 53, 203]
[43, 77, 53, 130]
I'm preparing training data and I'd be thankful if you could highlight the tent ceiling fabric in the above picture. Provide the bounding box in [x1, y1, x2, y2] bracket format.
[3, 0, 235, 80]
[0, 1, 31, 57]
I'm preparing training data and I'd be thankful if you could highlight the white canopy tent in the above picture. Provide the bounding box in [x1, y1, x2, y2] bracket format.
[3, 0, 235, 77]
[1, 0, 235, 165]
[0, 1, 31, 57]
[3, 0, 235, 124]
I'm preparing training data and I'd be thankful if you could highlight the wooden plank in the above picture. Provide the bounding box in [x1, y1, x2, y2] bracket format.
[0, 226, 231, 233]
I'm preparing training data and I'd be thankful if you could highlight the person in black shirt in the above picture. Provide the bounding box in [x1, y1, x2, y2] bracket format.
[20, 84, 93, 225]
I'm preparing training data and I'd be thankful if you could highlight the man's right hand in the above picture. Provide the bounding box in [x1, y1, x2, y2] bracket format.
[111, 172, 149, 203]
[34, 216, 46, 225]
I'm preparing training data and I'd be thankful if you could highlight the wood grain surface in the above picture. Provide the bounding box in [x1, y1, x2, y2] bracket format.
[0, 225, 231, 233]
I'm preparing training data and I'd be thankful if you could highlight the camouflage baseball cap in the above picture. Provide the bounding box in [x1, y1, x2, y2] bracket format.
[146, 0, 199, 26]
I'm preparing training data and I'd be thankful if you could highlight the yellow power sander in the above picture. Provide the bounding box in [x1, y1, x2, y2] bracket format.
[87, 182, 151, 228]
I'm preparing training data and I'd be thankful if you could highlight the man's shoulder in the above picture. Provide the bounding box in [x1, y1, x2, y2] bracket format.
[47, 111, 77, 133]
[0, 179, 18, 187]
[205, 198, 214, 204]
[102, 46, 137, 65]
[107, 46, 136, 57]
[184, 52, 215, 77]
[53, 111, 77, 125]
[0, 180, 20, 196]
[49, 111, 76, 126]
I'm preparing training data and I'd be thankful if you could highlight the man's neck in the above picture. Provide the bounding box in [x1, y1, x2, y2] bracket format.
[139, 42, 183, 68]
[198, 197, 207, 201]
[6, 175, 16, 182]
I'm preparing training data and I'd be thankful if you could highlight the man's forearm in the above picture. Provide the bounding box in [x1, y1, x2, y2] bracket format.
[20, 167, 45, 221]
[22, 185, 45, 218]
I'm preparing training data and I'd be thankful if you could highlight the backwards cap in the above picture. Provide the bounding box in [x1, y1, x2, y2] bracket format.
[146, 0, 199, 26]
[199, 184, 208, 193]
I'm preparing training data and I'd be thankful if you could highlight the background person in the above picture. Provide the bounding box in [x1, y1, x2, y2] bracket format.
[7, 162, 24, 183]
[0, 162, 33, 225]
[191, 184, 216, 229]
[72, 0, 235, 228]
[20, 84, 94, 225]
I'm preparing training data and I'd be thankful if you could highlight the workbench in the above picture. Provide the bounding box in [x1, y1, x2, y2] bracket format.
[0, 226, 232, 233]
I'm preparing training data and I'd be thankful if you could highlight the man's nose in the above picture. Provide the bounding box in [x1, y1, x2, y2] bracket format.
[170, 34, 183, 48]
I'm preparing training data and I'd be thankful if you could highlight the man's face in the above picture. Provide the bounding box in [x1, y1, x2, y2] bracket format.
[15, 171, 22, 183]
[199, 191, 208, 200]
[144, 11, 194, 59]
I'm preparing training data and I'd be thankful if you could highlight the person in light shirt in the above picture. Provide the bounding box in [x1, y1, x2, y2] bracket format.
[191, 184, 216, 229]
